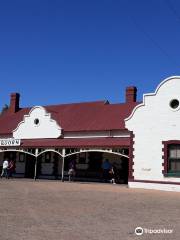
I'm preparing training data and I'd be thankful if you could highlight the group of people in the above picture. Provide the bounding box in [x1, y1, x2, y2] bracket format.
[68, 158, 118, 184]
[1, 159, 15, 179]
[1, 158, 118, 183]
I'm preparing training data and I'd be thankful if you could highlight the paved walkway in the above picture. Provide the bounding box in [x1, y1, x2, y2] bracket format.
[0, 179, 179, 240]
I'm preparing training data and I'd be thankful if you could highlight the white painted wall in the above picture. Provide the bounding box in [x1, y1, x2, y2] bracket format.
[125, 76, 180, 185]
[64, 130, 130, 138]
[13, 106, 62, 139]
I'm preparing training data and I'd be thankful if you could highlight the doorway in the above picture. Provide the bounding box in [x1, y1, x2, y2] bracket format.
[25, 154, 36, 178]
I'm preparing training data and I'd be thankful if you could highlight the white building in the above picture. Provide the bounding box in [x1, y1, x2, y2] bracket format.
[126, 76, 180, 192]
[1, 76, 180, 192]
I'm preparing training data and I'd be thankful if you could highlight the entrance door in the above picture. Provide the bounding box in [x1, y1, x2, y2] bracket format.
[25, 155, 36, 178]
[119, 157, 129, 184]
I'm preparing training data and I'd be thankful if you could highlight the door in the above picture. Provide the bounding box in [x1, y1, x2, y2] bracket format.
[25, 155, 36, 178]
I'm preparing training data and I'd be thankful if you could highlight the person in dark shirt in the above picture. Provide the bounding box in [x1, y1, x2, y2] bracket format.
[102, 159, 112, 182]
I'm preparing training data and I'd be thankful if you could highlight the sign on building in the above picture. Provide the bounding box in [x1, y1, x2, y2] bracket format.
[0, 138, 21, 146]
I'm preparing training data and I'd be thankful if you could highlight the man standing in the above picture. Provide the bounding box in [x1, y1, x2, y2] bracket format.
[1, 159, 9, 179]
[102, 159, 112, 182]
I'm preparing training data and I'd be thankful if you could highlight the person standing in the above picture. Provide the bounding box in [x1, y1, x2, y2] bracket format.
[1, 159, 9, 179]
[68, 167, 75, 182]
[8, 160, 15, 178]
[110, 165, 117, 184]
[68, 160, 76, 182]
[102, 159, 112, 182]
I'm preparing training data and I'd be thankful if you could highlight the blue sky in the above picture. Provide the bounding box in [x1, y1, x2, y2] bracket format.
[0, 0, 180, 109]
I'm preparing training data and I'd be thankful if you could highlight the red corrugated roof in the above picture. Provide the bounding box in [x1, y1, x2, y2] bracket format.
[0, 100, 139, 135]
[20, 137, 130, 148]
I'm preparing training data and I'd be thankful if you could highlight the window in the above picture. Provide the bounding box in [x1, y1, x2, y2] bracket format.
[168, 145, 180, 173]
[34, 118, 40, 126]
[19, 153, 25, 162]
[169, 99, 179, 110]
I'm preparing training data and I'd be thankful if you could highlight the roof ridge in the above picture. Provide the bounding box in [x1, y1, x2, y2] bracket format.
[10, 100, 107, 112]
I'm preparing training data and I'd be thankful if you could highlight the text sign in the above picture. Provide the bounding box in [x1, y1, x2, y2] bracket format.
[0, 138, 21, 146]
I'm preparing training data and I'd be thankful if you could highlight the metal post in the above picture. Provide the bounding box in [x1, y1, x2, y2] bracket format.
[61, 148, 65, 182]
[34, 148, 38, 181]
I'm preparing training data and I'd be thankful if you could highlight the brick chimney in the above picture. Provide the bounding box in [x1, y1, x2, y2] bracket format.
[9, 93, 20, 113]
[126, 86, 137, 103]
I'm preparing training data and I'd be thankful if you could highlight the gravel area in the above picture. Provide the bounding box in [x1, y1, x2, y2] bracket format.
[0, 179, 179, 240]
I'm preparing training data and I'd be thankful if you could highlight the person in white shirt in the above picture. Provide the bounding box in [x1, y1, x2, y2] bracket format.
[1, 159, 9, 179]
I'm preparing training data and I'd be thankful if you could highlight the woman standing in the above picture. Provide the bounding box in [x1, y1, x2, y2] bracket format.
[8, 160, 15, 178]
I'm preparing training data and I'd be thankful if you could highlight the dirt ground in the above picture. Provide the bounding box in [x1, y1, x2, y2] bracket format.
[0, 179, 179, 240]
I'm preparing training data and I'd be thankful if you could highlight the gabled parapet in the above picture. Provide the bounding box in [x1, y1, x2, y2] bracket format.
[13, 106, 62, 139]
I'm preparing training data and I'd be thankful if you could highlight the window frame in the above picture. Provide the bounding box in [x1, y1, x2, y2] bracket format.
[162, 141, 180, 177]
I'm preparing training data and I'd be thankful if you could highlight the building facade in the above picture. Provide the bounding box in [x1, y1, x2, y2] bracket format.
[126, 76, 180, 192]
[0, 85, 138, 183]
[1, 76, 180, 191]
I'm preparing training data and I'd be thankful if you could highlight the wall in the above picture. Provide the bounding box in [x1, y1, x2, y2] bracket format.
[40, 152, 62, 176]
[15, 152, 25, 176]
[125, 77, 180, 187]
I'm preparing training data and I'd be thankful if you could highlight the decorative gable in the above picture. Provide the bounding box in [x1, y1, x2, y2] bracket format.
[13, 106, 62, 139]
[125, 76, 180, 136]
